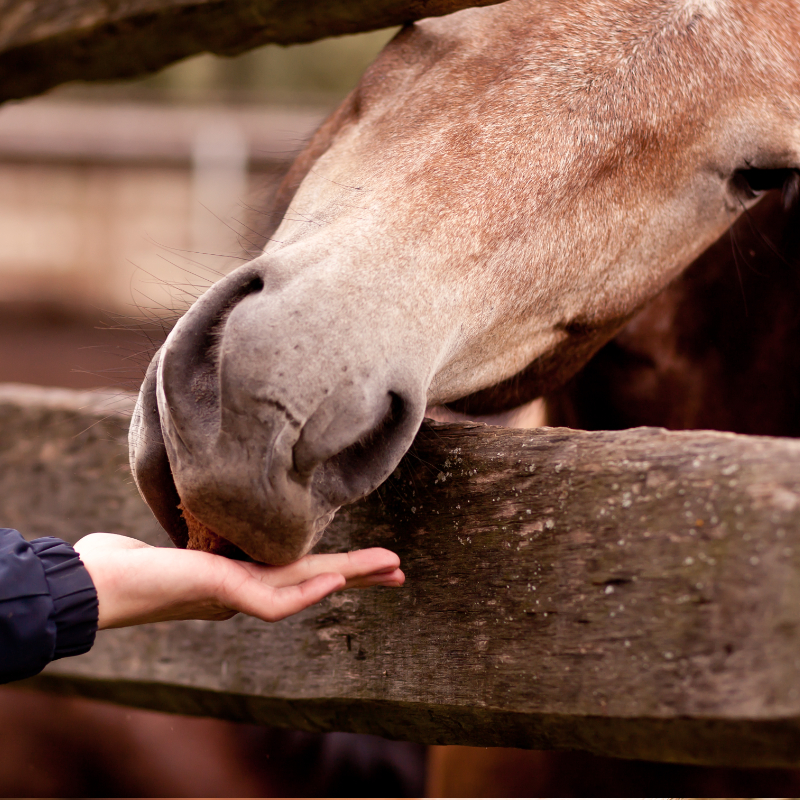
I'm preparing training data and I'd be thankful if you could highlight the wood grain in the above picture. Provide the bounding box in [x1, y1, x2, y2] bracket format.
[0, 0, 504, 103]
[4, 383, 800, 766]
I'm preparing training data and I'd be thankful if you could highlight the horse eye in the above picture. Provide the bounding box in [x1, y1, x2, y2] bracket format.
[732, 167, 800, 198]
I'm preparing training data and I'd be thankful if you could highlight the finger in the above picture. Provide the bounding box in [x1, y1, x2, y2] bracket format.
[292, 548, 401, 584]
[251, 548, 401, 589]
[235, 572, 346, 622]
[343, 567, 405, 590]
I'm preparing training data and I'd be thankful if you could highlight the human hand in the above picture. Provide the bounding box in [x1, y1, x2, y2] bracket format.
[73, 533, 404, 630]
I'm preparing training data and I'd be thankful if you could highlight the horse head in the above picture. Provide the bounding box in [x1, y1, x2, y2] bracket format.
[130, 0, 800, 563]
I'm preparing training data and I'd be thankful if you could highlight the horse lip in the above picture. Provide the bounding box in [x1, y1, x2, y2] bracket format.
[148, 454, 190, 548]
[130, 350, 190, 549]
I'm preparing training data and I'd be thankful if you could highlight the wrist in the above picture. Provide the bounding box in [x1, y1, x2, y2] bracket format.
[29, 537, 99, 657]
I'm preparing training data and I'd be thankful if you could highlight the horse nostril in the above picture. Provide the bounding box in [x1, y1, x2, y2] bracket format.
[325, 391, 405, 478]
[293, 389, 412, 505]
[209, 275, 264, 345]
[158, 265, 264, 445]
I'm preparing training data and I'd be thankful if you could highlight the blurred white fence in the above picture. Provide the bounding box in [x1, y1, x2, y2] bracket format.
[0, 99, 325, 316]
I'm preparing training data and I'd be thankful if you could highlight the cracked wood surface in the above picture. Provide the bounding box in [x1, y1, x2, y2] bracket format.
[4, 383, 800, 766]
[0, 0, 504, 103]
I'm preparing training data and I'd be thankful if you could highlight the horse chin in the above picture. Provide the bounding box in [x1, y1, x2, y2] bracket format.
[175, 482, 338, 565]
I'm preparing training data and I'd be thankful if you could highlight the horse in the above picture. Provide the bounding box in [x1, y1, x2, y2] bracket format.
[130, 0, 800, 565]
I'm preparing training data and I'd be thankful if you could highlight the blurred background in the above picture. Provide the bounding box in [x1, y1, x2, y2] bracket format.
[0, 28, 395, 391]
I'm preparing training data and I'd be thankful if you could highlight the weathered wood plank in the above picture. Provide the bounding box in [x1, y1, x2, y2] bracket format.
[5, 383, 800, 767]
[0, 0, 504, 103]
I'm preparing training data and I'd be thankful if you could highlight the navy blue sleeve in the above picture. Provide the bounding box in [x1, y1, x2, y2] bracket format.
[1, 528, 98, 684]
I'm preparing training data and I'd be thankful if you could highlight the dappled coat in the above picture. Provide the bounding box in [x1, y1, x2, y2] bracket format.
[0, 528, 97, 683]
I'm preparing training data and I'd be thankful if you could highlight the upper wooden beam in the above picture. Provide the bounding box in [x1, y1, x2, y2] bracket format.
[0, 0, 505, 103]
[4, 383, 800, 767]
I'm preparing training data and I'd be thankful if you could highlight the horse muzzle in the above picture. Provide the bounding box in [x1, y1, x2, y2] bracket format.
[129, 263, 428, 565]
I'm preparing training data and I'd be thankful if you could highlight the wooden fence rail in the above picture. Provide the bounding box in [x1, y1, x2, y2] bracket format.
[0, 0, 504, 103]
[3, 383, 800, 767]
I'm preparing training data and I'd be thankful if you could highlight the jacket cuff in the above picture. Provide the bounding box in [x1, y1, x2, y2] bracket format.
[29, 538, 99, 659]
